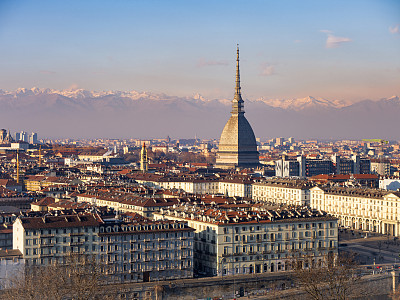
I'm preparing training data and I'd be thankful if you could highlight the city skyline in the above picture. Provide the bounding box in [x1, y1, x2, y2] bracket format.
[0, 0, 399, 103]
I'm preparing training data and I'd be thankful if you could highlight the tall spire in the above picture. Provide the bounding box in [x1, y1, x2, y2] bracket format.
[235, 44, 241, 97]
[232, 44, 244, 115]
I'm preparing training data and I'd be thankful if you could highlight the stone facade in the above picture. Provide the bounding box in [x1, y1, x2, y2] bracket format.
[216, 47, 259, 169]
[310, 186, 400, 236]
[13, 210, 194, 283]
[154, 205, 338, 277]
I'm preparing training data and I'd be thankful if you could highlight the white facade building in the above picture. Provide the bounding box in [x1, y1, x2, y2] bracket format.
[252, 179, 312, 206]
[310, 186, 400, 236]
[379, 178, 400, 191]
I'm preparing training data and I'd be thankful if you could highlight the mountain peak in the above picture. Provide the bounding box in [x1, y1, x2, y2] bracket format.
[193, 93, 207, 102]
[384, 95, 399, 102]
[255, 96, 347, 110]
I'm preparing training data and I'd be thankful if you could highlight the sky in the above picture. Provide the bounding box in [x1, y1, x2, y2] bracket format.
[0, 0, 399, 103]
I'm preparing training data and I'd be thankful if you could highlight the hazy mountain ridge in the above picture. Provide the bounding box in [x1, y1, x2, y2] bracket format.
[1, 87, 398, 109]
[254, 96, 349, 111]
[0, 88, 399, 139]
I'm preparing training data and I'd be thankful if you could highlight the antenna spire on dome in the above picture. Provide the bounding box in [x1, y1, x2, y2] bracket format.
[232, 44, 244, 114]
[235, 44, 241, 97]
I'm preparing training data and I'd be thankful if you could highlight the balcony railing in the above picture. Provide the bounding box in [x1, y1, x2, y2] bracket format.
[69, 232, 84, 236]
[39, 243, 55, 248]
[39, 253, 54, 258]
[39, 234, 55, 238]
[69, 241, 84, 246]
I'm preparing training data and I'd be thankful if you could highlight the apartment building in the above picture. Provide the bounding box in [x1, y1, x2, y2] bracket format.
[76, 190, 178, 218]
[13, 210, 194, 283]
[131, 173, 254, 198]
[24, 175, 81, 192]
[0, 249, 24, 289]
[218, 177, 253, 198]
[371, 159, 391, 176]
[275, 155, 371, 178]
[252, 179, 312, 206]
[0, 212, 17, 250]
[310, 186, 400, 236]
[154, 204, 338, 277]
[159, 177, 220, 195]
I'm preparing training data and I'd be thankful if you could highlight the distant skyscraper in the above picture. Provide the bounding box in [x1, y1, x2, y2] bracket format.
[216, 46, 259, 169]
[275, 137, 284, 146]
[29, 132, 38, 144]
[17, 131, 28, 142]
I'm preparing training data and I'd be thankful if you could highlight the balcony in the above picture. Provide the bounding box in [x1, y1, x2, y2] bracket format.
[39, 243, 55, 248]
[39, 253, 54, 258]
[69, 232, 84, 236]
[39, 234, 55, 238]
[69, 241, 84, 246]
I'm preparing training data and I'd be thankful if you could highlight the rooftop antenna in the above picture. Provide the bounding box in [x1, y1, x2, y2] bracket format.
[16, 150, 20, 184]
[39, 145, 42, 167]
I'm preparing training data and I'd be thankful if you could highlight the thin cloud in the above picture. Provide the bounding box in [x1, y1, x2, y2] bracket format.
[259, 63, 275, 76]
[294, 39, 301, 43]
[389, 24, 399, 35]
[321, 30, 352, 48]
[40, 70, 56, 75]
[197, 58, 229, 67]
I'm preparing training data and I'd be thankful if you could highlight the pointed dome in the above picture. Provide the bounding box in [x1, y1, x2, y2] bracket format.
[216, 46, 259, 169]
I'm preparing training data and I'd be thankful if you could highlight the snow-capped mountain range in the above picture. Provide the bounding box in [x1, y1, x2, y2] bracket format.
[254, 96, 349, 110]
[0, 87, 399, 139]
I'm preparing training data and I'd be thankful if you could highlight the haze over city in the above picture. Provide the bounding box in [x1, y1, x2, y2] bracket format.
[0, 0, 399, 139]
[2, 2, 400, 299]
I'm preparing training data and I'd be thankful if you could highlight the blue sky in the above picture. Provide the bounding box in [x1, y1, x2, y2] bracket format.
[0, 0, 399, 102]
